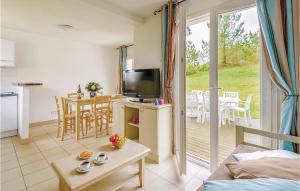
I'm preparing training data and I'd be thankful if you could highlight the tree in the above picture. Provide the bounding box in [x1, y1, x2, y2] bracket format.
[199, 13, 259, 66]
[186, 40, 200, 65]
[199, 40, 209, 64]
[218, 13, 245, 66]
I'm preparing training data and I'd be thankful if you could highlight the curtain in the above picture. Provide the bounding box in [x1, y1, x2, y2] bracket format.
[162, 0, 178, 104]
[117, 46, 127, 94]
[257, 0, 299, 152]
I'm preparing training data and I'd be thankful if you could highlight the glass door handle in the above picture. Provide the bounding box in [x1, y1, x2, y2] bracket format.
[210, 87, 221, 90]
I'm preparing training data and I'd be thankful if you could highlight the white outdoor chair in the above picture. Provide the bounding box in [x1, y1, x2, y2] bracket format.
[195, 91, 204, 123]
[186, 92, 198, 118]
[201, 95, 226, 127]
[223, 91, 239, 122]
[223, 91, 239, 107]
[201, 94, 210, 124]
[232, 95, 252, 127]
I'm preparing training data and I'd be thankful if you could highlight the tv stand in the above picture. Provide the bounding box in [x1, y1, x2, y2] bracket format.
[112, 99, 172, 163]
[129, 98, 152, 103]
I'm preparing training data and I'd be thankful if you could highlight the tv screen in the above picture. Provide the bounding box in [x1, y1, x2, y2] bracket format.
[123, 69, 160, 99]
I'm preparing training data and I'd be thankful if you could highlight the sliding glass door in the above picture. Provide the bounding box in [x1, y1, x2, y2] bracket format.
[210, 0, 262, 170]
[184, 0, 275, 172]
[217, 6, 261, 163]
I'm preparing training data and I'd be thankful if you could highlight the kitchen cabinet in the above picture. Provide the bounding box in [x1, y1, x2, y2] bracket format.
[0, 39, 15, 67]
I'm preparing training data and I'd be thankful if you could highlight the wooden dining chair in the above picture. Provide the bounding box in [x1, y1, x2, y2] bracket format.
[75, 99, 92, 137]
[54, 96, 64, 138]
[67, 92, 85, 112]
[93, 96, 111, 137]
[60, 97, 76, 141]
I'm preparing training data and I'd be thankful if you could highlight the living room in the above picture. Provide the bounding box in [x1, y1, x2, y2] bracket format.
[1, 0, 299, 191]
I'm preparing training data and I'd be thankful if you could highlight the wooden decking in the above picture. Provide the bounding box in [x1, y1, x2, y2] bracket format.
[186, 117, 260, 163]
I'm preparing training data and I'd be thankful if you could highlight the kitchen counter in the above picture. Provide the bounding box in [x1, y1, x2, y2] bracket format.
[13, 82, 43, 140]
[13, 82, 43, 86]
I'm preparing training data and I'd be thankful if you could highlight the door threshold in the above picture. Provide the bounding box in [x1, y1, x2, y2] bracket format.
[187, 153, 210, 169]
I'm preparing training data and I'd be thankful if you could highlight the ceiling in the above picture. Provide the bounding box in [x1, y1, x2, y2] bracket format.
[1, 0, 229, 47]
[1, 0, 167, 47]
[100, 0, 168, 18]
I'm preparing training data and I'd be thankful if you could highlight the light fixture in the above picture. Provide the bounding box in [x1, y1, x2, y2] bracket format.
[57, 24, 74, 31]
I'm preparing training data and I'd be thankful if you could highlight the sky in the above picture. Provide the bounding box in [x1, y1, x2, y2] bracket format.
[187, 6, 259, 50]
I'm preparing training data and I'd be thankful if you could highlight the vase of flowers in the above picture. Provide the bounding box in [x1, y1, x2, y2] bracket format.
[85, 82, 102, 97]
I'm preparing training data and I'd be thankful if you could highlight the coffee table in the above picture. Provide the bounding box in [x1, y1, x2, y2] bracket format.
[52, 139, 150, 191]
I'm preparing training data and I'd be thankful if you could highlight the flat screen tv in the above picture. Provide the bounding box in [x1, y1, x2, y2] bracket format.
[123, 69, 160, 102]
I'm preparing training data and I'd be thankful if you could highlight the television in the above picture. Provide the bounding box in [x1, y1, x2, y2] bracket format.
[123, 69, 160, 102]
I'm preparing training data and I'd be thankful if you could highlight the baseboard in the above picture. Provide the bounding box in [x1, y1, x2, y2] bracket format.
[0, 130, 18, 138]
[29, 119, 57, 127]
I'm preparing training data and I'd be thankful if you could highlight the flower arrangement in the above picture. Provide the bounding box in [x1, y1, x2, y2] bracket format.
[85, 82, 102, 97]
[109, 133, 127, 149]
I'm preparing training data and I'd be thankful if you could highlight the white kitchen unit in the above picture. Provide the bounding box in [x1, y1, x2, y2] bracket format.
[0, 92, 18, 138]
[0, 39, 15, 67]
[112, 100, 172, 163]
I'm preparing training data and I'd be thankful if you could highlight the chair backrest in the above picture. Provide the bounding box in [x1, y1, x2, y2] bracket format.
[67, 92, 84, 98]
[55, 96, 61, 120]
[204, 91, 209, 96]
[93, 95, 111, 112]
[223, 91, 239, 98]
[245, 95, 252, 110]
[60, 97, 68, 122]
[203, 95, 210, 109]
[191, 90, 203, 94]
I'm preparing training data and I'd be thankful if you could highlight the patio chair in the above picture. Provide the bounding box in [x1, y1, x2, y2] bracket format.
[195, 91, 204, 123]
[232, 95, 252, 127]
[186, 92, 198, 117]
[223, 91, 239, 122]
[201, 95, 226, 127]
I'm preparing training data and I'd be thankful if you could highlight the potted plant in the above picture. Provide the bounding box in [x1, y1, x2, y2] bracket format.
[85, 82, 102, 97]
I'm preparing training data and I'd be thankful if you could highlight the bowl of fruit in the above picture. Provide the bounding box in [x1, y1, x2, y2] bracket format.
[109, 133, 127, 149]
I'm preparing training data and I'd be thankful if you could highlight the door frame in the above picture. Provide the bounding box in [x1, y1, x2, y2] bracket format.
[174, 2, 187, 175]
[209, 0, 256, 171]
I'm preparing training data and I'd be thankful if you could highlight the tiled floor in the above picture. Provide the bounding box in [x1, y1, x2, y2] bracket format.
[0, 123, 210, 191]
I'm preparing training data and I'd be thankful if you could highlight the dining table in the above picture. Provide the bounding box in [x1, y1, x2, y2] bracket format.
[219, 96, 240, 104]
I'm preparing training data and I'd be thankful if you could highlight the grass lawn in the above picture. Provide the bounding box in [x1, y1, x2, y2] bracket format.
[186, 64, 260, 119]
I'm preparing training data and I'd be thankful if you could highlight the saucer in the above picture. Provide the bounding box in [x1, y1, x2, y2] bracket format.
[76, 161, 93, 173]
[93, 154, 109, 165]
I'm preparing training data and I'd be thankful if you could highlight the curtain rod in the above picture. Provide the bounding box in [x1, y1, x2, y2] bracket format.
[153, 0, 187, 15]
[116, 44, 134, 50]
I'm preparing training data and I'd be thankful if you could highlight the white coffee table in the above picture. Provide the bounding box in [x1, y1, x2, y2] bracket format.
[52, 139, 150, 191]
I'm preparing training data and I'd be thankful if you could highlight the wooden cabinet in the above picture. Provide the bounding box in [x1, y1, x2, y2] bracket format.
[112, 102, 125, 136]
[139, 108, 158, 159]
[112, 100, 172, 163]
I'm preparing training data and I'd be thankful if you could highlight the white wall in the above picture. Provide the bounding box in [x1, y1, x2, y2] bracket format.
[134, 15, 162, 70]
[133, 0, 229, 71]
[1, 28, 117, 123]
